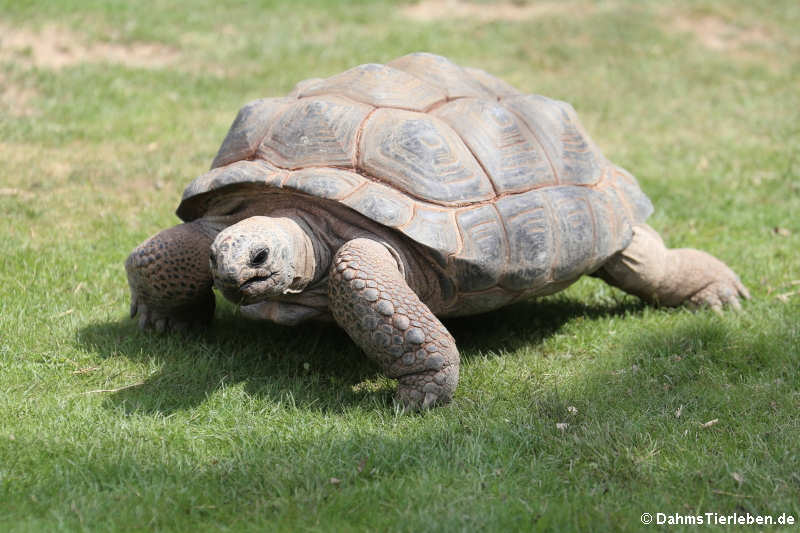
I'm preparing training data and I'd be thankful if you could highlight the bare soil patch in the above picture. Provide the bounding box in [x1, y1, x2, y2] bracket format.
[0, 22, 180, 70]
[402, 0, 584, 22]
[670, 14, 774, 53]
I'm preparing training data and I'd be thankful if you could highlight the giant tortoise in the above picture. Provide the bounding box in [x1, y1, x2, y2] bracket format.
[126, 53, 749, 409]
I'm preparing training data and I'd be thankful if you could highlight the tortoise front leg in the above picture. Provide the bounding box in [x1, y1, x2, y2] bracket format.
[328, 239, 459, 409]
[126, 221, 216, 332]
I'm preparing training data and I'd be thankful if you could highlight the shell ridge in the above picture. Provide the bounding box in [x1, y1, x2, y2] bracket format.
[554, 101, 604, 186]
[397, 202, 419, 231]
[596, 167, 619, 250]
[423, 95, 468, 114]
[387, 53, 494, 99]
[585, 193, 598, 266]
[502, 103, 560, 185]
[336, 180, 369, 202]
[450, 209, 465, 259]
[298, 63, 447, 111]
[491, 203, 512, 284]
[453, 124, 500, 197]
[540, 193, 559, 283]
[259, 103, 291, 168]
[384, 56, 444, 91]
[463, 66, 522, 99]
[354, 107, 380, 171]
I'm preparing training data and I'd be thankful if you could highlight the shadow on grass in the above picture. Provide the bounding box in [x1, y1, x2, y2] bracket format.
[54, 308, 800, 529]
[443, 297, 646, 353]
[76, 297, 645, 416]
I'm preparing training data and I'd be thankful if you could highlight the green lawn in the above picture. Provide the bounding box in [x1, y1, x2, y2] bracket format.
[1, 1, 798, 531]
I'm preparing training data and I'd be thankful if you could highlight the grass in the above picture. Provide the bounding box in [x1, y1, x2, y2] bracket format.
[1, 0, 799, 531]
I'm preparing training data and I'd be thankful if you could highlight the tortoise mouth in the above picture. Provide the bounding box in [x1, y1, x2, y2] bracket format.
[214, 271, 277, 304]
[238, 271, 278, 297]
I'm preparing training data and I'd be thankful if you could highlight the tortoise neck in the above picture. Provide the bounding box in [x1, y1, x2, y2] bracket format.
[298, 216, 332, 288]
[271, 210, 332, 289]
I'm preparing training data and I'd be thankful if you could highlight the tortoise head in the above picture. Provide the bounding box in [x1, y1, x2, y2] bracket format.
[210, 216, 315, 305]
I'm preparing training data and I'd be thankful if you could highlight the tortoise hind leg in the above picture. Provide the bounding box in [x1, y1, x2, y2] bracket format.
[328, 238, 459, 409]
[126, 221, 217, 331]
[596, 224, 749, 311]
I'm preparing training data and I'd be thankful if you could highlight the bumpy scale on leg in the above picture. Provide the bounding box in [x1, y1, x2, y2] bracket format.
[597, 224, 750, 311]
[328, 239, 459, 409]
[126, 222, 216, 332]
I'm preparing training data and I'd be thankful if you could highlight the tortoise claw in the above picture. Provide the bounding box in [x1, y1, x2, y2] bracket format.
[130, 297, 214, 333]
[137, 308, 150, 330]
[688, 279, 748, 313]
[421, 391, 438, 410]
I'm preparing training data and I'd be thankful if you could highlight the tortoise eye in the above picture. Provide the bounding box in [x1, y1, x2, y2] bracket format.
[251, 249, 269, 266]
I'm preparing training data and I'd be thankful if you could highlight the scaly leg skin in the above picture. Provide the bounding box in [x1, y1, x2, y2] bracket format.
[126, 221, 216, 332]
[328, 238, 459, 410]
[597, 224, 750, 312]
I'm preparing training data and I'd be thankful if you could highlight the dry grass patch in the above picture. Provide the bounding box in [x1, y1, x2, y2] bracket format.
[0, 72, 39, 116]
[2, 126, 224, 242]
[2, 141, 82, 184]
[672, 15, 773, 51]
[0, 21, 180, 70]
[0, 140, 183, 208]
[402, 0, 598, 22]
[668, 13, 780, 57]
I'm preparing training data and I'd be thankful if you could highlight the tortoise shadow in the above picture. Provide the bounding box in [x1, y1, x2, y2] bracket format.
[63, 313, 790, 527]
[444, 297, 645, 354]
[76, 296, 645, 416]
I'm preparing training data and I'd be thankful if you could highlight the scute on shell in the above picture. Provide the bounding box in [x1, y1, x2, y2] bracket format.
[386, 53, 495, 100]
[210, 98, 294, 169]
[257, 95, 371, 169]
[295, 63, 446, 111]
[358, 108, 495, 205]
[432, 97, 555, 194]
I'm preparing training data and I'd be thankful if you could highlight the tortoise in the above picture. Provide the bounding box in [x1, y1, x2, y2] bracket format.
[126, 53, 749, 409]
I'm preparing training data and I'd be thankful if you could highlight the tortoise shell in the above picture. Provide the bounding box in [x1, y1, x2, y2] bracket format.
[177, 53, 653, 312]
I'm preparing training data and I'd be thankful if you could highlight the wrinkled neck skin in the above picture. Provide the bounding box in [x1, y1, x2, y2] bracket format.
[275, 208, 445, 311]
[279, 208, 410, 285]
[275, 216, 317, 292]
[281, 213, 328, 290]
[202, 192, 446, 314]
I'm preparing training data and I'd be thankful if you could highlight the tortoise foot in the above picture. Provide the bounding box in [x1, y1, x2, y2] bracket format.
[598, 224, 749, 312]
[396, 365, 459, 410]
[683, 257, 750, 312]
[126, 222, 216, 332]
